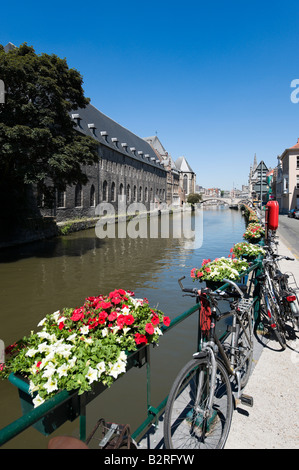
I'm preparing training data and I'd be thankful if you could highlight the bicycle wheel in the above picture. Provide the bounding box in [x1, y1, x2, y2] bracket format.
[163, 356, 233, 449]
[235, 307, 254, 388]
[261, 288, 286, 349]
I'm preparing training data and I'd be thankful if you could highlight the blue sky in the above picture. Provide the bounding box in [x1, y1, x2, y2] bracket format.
[1, 0, 299, 190]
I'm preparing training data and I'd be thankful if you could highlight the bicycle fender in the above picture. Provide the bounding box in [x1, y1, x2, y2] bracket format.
[290, 301, 299, 316]
[193, 351, 208, 360]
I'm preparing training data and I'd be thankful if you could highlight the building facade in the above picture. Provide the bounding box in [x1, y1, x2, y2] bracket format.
[143, 136, 180, 206]
[248, 156, 269, 201]
[175, 156, 196, 200]
[40, 104, 168, 221]
[278, 138, 299, 213]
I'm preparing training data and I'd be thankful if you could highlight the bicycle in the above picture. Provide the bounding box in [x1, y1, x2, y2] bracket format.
[163, 277, 255, 449]
[263, 246, 299, 332]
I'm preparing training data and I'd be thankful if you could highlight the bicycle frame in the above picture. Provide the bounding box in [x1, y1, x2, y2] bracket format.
[195, 286, 254, 398]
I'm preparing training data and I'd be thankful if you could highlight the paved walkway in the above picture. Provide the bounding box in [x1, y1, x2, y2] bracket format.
[225, 238, 299, 449]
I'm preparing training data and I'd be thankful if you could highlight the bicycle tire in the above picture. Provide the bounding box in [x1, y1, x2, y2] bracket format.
[236, 309, 254, 388]
[261, 288, 286, 349]
[163, 356, 233, 449]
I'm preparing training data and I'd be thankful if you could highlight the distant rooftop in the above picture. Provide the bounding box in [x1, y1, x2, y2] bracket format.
[4, 42, 16, 52]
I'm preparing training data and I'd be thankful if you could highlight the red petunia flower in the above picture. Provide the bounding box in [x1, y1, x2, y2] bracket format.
[151, 314, 160, 325]
[145, 323, 155, 335]
[124, 314, 135, 325]
[135, 333, 148, 345]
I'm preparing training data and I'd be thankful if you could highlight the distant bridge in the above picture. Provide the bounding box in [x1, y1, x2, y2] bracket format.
[198, 197, 252, 206]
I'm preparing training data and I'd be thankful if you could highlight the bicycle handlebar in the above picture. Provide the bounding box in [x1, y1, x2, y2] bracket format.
[177, 276, 245, 300]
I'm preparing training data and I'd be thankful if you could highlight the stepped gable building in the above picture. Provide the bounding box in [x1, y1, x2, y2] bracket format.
[41, 104, 167, 221]
[248, 155, 269, 201]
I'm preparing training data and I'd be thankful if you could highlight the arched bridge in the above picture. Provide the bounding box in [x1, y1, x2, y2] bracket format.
[199, 197, 252, 206]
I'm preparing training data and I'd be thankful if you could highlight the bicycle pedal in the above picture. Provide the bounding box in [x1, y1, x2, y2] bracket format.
[240, 394, 254, 407]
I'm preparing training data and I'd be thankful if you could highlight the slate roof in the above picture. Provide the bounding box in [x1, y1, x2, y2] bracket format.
[71, 104, 166, 172]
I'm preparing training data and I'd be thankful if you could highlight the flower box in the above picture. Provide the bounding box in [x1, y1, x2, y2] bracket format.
[231, 241, 265, 260]
[191, 257, 249, 285]
[1, 290, 170, 416]
[8, 342, 150, 436]
[9, 372, 80, 435]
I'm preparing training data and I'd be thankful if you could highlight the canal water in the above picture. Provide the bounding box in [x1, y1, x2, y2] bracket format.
[0, 207, 246, 448]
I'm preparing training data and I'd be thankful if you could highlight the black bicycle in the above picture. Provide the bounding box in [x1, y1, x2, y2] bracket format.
[163, 277, 254, 450]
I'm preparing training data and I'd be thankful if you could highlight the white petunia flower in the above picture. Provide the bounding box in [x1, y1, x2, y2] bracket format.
[86, 367, 98, 384]
[37, 331, 51, 340]
[43, 377, 58, 393]
[57, 363, 69, 378]
[42, 362, 56, 378]
[83, 337, 93, 345]
[29, 380, 39, 394]
[51, 311, 60, 322]
[80, 325, 89, 335]
[118, 351, 127, 362]
[26, 348, 38, 357]
[68, 356, 77, 368]
[96, 361, 106, 377]
[121, 306, 130, 315]
[32, 394, 45, 408]
[109, 360, 126, 379]
[38, 342, 51, 354]
[37, 317, 47, 327]
[67, 333, 77, 343]
[101, 327, 109, 338]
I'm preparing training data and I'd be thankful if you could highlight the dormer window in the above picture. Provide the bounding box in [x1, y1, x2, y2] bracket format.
[101, 131, 108, 142]
[111, 138, 118, 147]
[88, 123, 96, 135]
[121, 143, 128, 152]
[130, 147, 136, 155]
[138, 151, 144, 158]
[71, 114, 81, 126]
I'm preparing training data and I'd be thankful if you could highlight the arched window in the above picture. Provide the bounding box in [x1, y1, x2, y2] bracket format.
[75, 183, 82, 207]
[111, 182, 115, 202]
[57, 189, 66, 208]
[183, 174, 188, 194]
[145, 187, 148, 202]
[127, 184, 131, 201]
[133, 185, 137, 202]
[139, 186, 143, 201]
[103, 180, 108, 201]
[119, 183, 124, 201]
[90, 185, 95, 207]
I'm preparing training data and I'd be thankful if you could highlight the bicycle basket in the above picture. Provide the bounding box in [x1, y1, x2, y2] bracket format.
[85, 418, 137, 449]
[237, 298, 254, 313]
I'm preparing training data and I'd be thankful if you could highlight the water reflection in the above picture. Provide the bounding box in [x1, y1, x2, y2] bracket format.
[0, 207, 246, 448]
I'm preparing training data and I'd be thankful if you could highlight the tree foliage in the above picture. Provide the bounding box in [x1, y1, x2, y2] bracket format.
[0, 43, 98, 206]
[187, 193, 202, 205]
